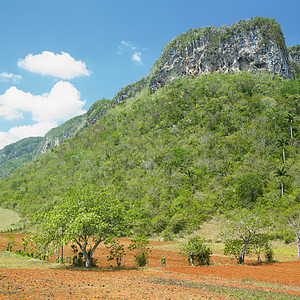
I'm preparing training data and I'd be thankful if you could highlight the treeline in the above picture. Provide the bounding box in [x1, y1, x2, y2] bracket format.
[0, 72, 299, 239]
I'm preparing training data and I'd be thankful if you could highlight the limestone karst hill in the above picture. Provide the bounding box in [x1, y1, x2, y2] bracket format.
[0, 17, 299, 179]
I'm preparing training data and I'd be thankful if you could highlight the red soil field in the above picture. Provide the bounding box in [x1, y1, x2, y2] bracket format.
[0, 233, 299, 299]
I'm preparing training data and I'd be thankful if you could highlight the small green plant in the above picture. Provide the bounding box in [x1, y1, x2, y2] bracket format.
[160, 257, 166, 267]
[129, 235, 151, 267]
[6, 234, 15, 252]
[264, 246, 275, 263]
[179, 236, 212, 266]
[104, 237, 125, 267]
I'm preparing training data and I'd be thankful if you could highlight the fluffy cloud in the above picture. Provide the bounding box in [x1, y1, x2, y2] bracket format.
[18, 51, 90, 79]
[0, 81, 86, 149]
[0, 72, 22, 83]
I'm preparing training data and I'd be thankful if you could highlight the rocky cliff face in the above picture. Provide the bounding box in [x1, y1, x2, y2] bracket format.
[39, 114, 86, 153]
[288, 45, 300, 74]
[113, 17, 294, 104]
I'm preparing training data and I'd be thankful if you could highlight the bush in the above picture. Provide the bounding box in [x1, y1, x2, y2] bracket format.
[129, 235, 151, 267]
[265, 247, 275, 262]
[179, 236, 212, 266]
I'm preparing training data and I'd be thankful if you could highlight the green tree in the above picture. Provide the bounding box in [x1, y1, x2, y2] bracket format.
[276, 137, 288, 163]
[275, 166, 288, 196]
[128, 235, 151, 267]
[37, 186, 129, 267]
[222, 209, 269, 264]
[104, 238, 126, 267]
[179, 236, 212, 266]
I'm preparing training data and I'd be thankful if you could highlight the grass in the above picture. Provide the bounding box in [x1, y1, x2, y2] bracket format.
[0, 208, 21, 232]
[0, 251, 61, 269]
[143, 276, 299, 299]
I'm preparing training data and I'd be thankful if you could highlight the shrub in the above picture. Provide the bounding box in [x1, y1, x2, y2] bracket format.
[129, 235, 151, 267]
[179, 236, 212, 266]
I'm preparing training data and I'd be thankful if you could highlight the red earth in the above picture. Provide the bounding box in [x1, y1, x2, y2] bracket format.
[0, 233, 299, 299]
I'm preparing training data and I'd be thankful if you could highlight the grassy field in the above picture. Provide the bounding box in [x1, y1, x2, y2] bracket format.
[0, 251, 61, 269]
[0, 208, 21, 232]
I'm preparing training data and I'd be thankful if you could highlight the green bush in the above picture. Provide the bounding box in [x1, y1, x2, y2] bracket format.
[179, 236, 212, 266]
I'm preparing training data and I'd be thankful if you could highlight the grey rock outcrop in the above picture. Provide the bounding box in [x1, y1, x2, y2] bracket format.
[113, 17, 294, 104]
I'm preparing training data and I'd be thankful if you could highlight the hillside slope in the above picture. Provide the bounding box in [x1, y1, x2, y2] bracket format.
[0, 17, 297, 180]
[0, 72, 299, 238]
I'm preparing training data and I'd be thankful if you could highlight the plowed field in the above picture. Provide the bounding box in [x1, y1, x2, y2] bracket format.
[0, 234, 299, 299]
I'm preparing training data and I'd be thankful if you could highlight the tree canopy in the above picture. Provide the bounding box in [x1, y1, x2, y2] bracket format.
[36, 186, 130, 267]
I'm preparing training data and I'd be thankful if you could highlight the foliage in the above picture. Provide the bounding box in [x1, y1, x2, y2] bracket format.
[224, 239, 245, 262]
[104, 238, 126, 267]
[179, 236, 212, 266]
[36, 186, 129, 267]
[222, 209, 270, 263]
[6, 234, 15, 252]
[250, 233, 273, 263]
[128, 235, 151, 267]
[0, 137, 43, 179]
[0, 72, 299, 239]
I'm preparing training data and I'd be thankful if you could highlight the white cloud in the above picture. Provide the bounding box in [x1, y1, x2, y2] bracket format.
[0, 81, 86, 149]
[0, 121, 57, 149]
[0, 81, 85, 122]
[132, 52, 142, 64]
[0, 72, 22, 83]
[18, 51, 90, 79]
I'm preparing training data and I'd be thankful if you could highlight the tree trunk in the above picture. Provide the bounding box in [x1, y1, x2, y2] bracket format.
[60, 245, 64, 263]
[281, 181, 284, 196]
[189, 253, 194, 266]
[290, 125, 293, 138]
[282, 148, 285, 164]
[239, 236, 252, 264]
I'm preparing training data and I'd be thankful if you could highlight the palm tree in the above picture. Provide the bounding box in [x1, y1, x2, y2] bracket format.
[276, 137, 288, 163]
[285, 113, 295, 139]
[275, 166, 288, 196]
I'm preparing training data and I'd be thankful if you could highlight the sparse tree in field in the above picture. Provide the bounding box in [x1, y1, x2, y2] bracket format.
[179, 236, 212, 266]
[104, 237, 126, 267]
[222, 209, 269, 264]
[250, 233, 272, 263]
[37, 186, 129, 267]
[128, 235, 151, 267]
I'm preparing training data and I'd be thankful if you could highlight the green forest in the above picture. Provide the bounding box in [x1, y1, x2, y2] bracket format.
[0, 72, 299, 242]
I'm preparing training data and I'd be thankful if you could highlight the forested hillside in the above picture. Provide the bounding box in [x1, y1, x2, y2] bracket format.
[0, 137, 43, 178]
[0, 72, 299, 238]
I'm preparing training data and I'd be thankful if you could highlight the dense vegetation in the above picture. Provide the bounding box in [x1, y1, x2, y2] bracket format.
[0, 137, 43, 178]
[0, 72, 299, 240]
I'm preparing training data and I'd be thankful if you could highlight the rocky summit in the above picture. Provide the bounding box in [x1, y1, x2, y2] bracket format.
[113, 17, 294, 104]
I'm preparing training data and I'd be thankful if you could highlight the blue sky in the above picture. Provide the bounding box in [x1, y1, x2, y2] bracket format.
[0, 0, 299, 149]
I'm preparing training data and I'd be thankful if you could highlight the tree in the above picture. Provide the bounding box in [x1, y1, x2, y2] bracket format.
[285, 113, 295, 138]
[179, 236, 212, 266]
[37, 186, 129, 267]
[104, 238, 126, 267]
[275, 166, 288, 196]
[128, 235, 151, 267]
[250, 233, 272, 263]
[276, 137, 288, 164]
[282, 204, 300, 260]
[222, 209, 269, 264]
